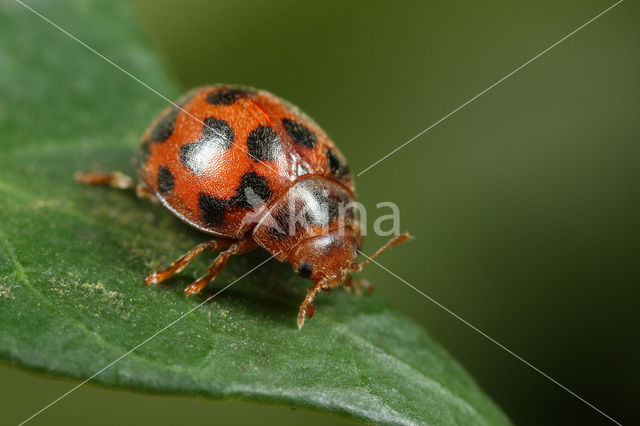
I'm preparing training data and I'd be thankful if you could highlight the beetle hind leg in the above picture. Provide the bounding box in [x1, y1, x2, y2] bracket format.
[183, 250, 233, 296]
[75, 171, 156, 201]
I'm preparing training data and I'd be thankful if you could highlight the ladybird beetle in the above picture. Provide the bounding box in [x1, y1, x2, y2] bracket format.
[76, 85, 410, 327]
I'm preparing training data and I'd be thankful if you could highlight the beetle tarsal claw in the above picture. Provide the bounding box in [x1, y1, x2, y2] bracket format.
[144, 272, 159, 285]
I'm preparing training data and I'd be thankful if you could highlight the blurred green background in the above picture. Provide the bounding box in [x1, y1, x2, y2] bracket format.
[3, 0, 638, 425]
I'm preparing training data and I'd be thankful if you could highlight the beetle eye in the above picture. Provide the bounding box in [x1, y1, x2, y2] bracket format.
[297, 261, 313, 279]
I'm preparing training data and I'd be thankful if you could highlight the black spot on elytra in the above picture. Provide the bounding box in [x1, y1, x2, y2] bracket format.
[146, 91, 195, 145]
[149, 106, 180, 142]
[297, 262, 313, 279]
[326, 148, 349, 178]
[157, 165, 174, 193]
[205, 87, 254, 105]
[199, 193, 227, 227]
[179, 117, 234, 174]
[135, 139, 151, 168]
[179, 144, 199, 172]
[201, 117, 234, 148]
[247, 125, 282, 161]
[231, 172, 271, 209]
[282, 119, 316, 148]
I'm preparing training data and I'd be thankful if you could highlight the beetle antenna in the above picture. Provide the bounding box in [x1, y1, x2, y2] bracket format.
[351, 233, 411, 272]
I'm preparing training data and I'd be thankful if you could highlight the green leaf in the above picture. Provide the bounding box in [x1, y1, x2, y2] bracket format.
[0, 1, 510, 424]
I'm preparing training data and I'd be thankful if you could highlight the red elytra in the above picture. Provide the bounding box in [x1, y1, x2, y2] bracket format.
[76, 85, 409, 328]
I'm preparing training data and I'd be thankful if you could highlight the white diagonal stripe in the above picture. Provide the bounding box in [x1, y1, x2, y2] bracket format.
[357, 249, 623, 426]
[357, 0, 624, 176]
[14, 0, 283, 178]
[18, 254, 276, 425]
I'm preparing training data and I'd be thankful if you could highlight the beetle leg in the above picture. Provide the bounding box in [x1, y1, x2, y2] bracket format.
[297, 282, 323, 329]
[299, 276, 343, 329]
[343, 273, 373, 296]
[145, 239, 234, 285]
[75, 171, 156, 201]
[183, 236, 258, 296]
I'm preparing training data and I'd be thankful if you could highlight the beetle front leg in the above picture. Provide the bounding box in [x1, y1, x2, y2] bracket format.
[297, 281, 324, 329]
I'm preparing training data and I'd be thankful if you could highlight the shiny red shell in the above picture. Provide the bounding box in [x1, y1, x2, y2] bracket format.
[135, 85, 354, 245]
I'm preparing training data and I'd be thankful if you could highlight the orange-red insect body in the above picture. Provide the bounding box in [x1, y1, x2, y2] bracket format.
[78, 85, 409, 327]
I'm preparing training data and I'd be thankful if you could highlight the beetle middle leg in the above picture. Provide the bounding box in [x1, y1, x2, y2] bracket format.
[183, 235, 258, 296]
[144, 238, 235, 286]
